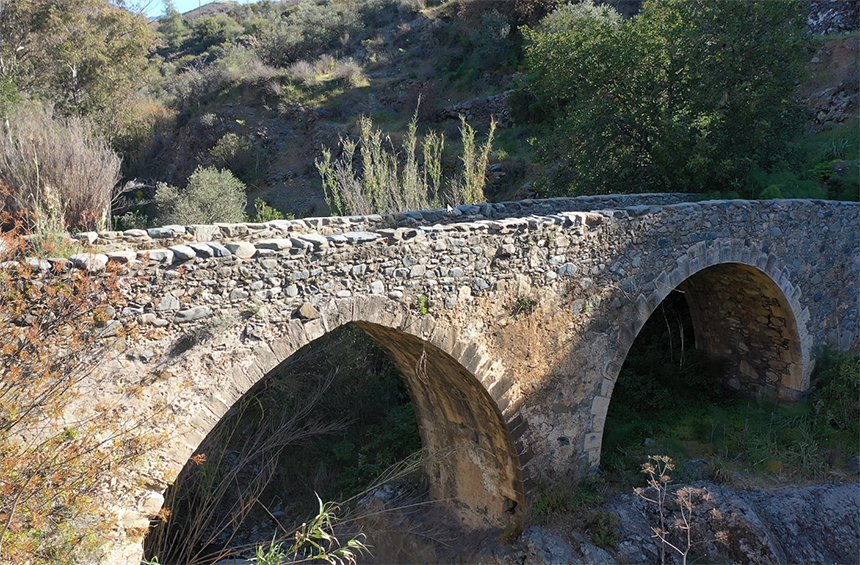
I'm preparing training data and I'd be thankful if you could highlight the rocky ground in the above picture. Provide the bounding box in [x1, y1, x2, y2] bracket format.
[212, 478, 860, 565]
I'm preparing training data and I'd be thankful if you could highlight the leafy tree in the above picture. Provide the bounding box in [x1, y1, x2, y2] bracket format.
[158, 0, 191, 50]
[470, 9, 515, 70]
[192, 13, 244, 51]
[0, 76, 20, 118]
[204, 132, 258, 184]
[0, 0, 155, 134]
[256, 0, 363, 67]
[524, 0, 810, 196]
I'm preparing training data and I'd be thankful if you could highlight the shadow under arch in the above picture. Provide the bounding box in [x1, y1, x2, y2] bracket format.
[618, 260, 809, 399]
[151, 297, 526, 547]
[679, 263, 805, 396]
[586, 249, 812, 467]
[354, 321, 525, 527]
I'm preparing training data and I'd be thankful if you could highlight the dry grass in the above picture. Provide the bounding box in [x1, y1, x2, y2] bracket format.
[144, 371, 347, 564]
[334, 59, 365, 88]
[168, 47, 282, 108]
[0, 104, 120, 232]
[288, 59, 319, 86]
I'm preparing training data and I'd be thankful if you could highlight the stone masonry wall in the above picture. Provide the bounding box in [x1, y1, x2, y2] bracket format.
[6, 194, 857, 564]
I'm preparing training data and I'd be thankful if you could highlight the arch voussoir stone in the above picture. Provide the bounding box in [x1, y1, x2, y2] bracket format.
[251, 343, 279, 375]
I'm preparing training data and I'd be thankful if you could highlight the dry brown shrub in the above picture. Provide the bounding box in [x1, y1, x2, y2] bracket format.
[288, 59, 319, 86]
[0, 104, 120, 232]
[333, 59, 365, 88]
[0, 231, 160, 562]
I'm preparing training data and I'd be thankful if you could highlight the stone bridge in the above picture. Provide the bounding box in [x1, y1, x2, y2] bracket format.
[21, 194, 859, 562]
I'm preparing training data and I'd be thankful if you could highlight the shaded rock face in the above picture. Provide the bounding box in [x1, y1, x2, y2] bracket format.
[748, 482, 860, 564]
[605, 481, 860, 565]
[808, 0, 859, 35]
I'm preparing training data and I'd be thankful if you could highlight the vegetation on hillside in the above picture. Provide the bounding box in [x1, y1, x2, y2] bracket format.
[524, 0, 812, 196]
[1, 0, 856, 231]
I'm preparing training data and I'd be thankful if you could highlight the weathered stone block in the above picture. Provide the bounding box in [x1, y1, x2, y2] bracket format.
[174, 306, 211, 323]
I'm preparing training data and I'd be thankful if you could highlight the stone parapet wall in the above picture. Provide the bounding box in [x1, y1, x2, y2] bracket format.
[33, 196, 854, 360]
[61, 193, 700, 255]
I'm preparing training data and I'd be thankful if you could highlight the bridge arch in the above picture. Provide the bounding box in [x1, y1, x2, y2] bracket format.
[585, 239, 811, 465]
[155, 295, 525, 541]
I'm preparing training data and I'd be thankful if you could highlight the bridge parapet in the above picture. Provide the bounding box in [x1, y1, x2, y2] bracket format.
[60, 193, 700, 253]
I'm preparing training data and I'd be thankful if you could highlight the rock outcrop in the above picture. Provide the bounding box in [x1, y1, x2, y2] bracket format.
[605, 481, 860, 565]
[808, 0, 859, 35]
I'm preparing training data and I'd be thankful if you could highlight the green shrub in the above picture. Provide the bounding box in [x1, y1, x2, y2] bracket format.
[826, 169, 860, 201]
[251, 198, 292, 222]
[513, 296, 538, 316]
[256, 1, 363, 67]
[165, 46, 279, 110]
[167, 66, 228, 109]
[113, 210, 148, 231]
[470, 9, 514, 69]
[205, 132, 258, 183]
[584, 508, 622, 550]
[751, 166, 828, 200]
[524, 0, 809, 196]
[812, 349, 860, 432]
[214, 45, 280, 85]
[0, 75, 20, 117]
[193, 14, 243, 50]
[155, 166, 246, 224]
[533, 477, 606, 518]
[812, 161, 833, 183]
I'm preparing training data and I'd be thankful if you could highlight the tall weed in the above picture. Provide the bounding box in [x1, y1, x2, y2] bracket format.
[318, 108, 494, 215]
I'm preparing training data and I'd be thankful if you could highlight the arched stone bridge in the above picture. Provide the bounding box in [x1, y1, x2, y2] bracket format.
[29, 194, 860, 562]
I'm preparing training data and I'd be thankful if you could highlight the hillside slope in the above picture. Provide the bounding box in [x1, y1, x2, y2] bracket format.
[131, 0, 858, 224]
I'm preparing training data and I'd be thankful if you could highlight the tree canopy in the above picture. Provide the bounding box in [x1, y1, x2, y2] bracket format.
[524, 0, 811, 196]
[0, 0, 155, 132]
